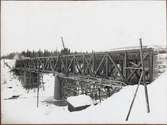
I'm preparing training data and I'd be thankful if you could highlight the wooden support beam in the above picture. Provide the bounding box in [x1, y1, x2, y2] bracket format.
[65, 56, 68, 73]
[60, 57, 66, 72]
[139, 38, 150, 113]
[127, 54, 149, 81]
[98, 88, 101, 103]
[37, 72, 40, 108]
[84, 54, 94, 74]
[107, 54, 125, 81]
[53, 56, 59, 71]
[123, 52, 127, 80]
[125, 67, 142, 70]
[95, 55, 105, 75]
[106, 56, 109, 77]
[72, 56, 75, 73]
[67, 56, 74, 73]
[82, 55, 86, 74]
[74, 57, 82, 74]
[92, 53, 95, 74]
[49, 58, 54, 72]
[149, 50, 153, 82]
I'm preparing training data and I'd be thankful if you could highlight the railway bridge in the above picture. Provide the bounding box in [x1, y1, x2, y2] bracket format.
[13, 39, 154, 109]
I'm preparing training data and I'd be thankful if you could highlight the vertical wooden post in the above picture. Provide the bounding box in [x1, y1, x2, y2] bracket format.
[139, 38, 150, 113]
[83, 55, 85, 75]
[37, 72, 40, 108]
[106, 55, 109, 78]
[98, 88, 101, 103]
[65, 56, 67, 72]
[124, 51, 127, 81]
[72, 56, 75, 74]
[37, 85, 40, 107]
[92, 53, 95, 74]
[149, 49, 153, 82]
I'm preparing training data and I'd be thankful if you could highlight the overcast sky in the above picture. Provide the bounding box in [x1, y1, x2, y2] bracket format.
[1, 1, 166, 55]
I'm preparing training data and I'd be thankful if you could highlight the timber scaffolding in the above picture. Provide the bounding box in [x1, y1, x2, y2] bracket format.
[13, 39, 155, 120]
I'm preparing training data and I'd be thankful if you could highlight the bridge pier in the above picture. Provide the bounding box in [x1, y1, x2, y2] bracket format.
[53, 73, 66, 106]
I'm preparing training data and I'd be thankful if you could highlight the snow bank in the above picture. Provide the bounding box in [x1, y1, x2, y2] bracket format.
[82, 70, 167, 123]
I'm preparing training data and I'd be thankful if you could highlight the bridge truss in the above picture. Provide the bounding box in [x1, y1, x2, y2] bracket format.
[15, 48, 154, 84]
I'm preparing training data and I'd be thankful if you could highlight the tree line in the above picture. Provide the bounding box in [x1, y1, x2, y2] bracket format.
[1, 48, 88, 59]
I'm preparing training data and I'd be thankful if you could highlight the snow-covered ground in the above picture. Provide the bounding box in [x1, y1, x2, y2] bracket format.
[1, 59, 167, 124]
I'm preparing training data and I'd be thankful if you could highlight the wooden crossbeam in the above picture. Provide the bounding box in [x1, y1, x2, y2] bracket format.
[127, 54, 149, 81]
[95, 55, 106, 75]
[107, 54, 125, 81]
[106, 56, 109, 77]
[125, 67, 142, 70]
[84, 54, 94, 74]
[74, 57, 82, 74]
[67, 56, 74, 73]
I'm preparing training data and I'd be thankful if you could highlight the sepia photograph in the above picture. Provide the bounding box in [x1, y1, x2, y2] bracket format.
[1, 0, 167, 124]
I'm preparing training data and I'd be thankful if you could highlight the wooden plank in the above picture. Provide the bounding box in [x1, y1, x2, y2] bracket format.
[72, 56, 75, 73]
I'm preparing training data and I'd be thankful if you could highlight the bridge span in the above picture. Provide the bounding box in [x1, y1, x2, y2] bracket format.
[15, 47, 154, 84]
